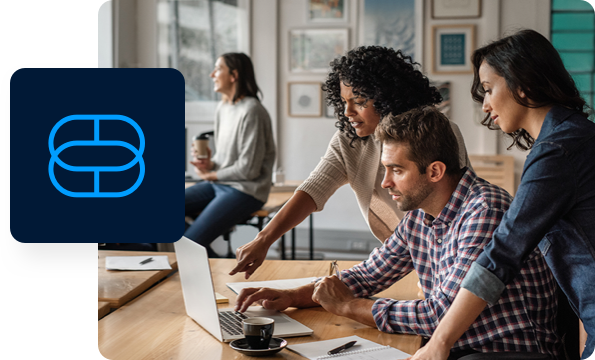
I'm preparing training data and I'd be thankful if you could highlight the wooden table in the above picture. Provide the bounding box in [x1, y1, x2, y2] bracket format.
[99, 259, 422, 360]
[98, 250, 178, 309]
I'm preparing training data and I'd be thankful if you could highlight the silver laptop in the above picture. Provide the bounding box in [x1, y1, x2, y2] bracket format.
[174, 236, 313, 342]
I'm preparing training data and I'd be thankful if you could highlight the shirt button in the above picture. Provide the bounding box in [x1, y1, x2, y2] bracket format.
[437, 239, 442, 244]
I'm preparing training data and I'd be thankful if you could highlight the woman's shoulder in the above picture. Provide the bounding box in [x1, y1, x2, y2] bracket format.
[238, 97, 269, 114]
[329, 130, 380, 155]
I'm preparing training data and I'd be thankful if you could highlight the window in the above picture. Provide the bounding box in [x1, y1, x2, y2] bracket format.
[551, 0, 595, 114]
[157, 0, 250, 121]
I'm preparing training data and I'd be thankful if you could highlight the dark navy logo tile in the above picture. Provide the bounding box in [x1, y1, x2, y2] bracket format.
[10, 68, 184, 243]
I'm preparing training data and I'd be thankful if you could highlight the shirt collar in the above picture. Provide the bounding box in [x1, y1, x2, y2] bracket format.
[423, 167, 476, 226]
[536, 104, 577, 143]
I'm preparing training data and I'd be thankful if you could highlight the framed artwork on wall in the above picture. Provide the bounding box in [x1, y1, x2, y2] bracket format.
[358, 0, 423, 62]
[432, 0, 481, 19]
[432, 24, 475, 74]
[288, 82, 322, 117]
[307, 0, 348, 23]
[290, 29, 349, 72]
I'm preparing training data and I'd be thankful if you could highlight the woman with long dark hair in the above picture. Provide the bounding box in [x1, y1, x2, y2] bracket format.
[185, 53, 275, 258]
[230, 46, 471, 277]
[409, 29, 595, 360]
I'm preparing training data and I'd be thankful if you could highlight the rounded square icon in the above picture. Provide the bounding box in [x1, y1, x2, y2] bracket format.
[10, 68, 185, 243]
[48, 114, 145, 198]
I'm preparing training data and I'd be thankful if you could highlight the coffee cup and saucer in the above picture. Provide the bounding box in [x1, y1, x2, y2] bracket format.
[229, 317, 288, 356]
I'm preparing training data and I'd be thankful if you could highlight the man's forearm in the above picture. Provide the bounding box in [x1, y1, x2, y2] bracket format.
[286, 283, 319, 308]
[337, 297, 377, 328]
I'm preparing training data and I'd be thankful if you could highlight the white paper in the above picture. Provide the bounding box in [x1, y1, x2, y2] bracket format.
[105, 256, 172, 271]
[226, 277, 317, 294]
[287, 335, 409, 360]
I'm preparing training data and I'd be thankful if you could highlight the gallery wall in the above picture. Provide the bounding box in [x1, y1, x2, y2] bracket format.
[119, 0, 553, 232]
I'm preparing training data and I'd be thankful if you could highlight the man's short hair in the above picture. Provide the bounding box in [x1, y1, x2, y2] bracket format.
[375, 106, 460, 175]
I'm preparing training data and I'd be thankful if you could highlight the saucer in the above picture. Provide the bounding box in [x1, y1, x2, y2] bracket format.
[229, 337, 287, 356]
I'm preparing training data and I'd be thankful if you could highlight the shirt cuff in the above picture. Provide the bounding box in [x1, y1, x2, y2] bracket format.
[460, 262, 506, 306]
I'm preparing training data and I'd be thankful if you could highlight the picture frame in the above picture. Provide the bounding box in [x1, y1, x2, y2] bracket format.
[432, 24, 475, 74]
[307, 0, 348, 23]
[358, 0, 423, 62]
[288, 82, 322, 117]
[432, 0, 481, 19]
[290, 29, 349, 73]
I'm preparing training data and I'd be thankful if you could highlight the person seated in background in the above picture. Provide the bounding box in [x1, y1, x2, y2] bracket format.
[185, 52, 276, 258]
[234, 106, 561, 359]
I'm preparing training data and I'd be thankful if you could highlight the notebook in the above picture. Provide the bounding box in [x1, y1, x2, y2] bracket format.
[174, 236, 313, 342]
[287, 335, 410, 360]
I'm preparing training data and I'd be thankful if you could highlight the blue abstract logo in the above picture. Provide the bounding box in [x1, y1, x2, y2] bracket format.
[48, 114, 145, 198]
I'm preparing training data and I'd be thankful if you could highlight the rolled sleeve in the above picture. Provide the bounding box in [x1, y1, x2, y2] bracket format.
[461, 262, 506, 305]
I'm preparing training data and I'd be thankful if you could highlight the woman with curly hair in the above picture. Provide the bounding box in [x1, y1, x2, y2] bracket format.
[230, 46, 470, 277]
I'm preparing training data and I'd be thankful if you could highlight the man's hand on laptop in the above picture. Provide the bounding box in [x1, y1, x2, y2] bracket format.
[235, 284, 320, 313]
[234, 287, 293, 313]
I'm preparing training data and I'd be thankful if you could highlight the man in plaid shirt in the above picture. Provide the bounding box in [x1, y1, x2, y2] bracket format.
[236, 106, 561, 359]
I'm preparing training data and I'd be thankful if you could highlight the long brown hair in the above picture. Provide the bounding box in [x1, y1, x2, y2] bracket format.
[220, 52, 262, 103]
[471, 29, 589, 150]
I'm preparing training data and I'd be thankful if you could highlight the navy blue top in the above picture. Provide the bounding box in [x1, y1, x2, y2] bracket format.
[461, 105, 595, 358]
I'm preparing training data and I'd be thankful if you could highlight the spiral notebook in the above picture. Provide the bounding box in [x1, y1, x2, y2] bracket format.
[287, 335, 410, 360]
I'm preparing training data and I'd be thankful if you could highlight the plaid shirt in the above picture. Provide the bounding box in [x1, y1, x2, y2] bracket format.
[340, 169, 561, 357]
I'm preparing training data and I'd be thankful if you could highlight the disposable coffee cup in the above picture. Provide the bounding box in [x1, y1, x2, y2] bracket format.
[193, 134, 209, 159]
[242, 317, 274, 350]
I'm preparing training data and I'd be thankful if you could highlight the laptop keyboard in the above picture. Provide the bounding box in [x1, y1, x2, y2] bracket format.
[219, 311, 247, 336]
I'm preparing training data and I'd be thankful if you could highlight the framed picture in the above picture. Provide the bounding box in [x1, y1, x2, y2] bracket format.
[290, 29, 349, 73]
[358, 0, 423, 62]
[307, 0, 348, 23]
[288, 82, 322, 117]
[432, 0, 481, 19]
[432, 24, 475, 74]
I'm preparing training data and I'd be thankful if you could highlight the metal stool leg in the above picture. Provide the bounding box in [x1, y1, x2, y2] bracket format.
[223, 230, 234, 259]
[291, 228, 296, 260]
[309, 214, 314, 260]
[280, 234, 286, 260]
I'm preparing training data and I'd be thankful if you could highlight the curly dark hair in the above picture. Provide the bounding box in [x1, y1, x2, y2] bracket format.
[323, 46, 442, 145]
[471, 29, 590, 151]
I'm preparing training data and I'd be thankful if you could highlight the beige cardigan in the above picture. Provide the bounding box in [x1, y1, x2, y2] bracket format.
[297, 121, 471, 242]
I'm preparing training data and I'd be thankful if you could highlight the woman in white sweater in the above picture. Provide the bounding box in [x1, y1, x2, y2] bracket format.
[186, 53, 275, 258]
[230, 46, 469, 276]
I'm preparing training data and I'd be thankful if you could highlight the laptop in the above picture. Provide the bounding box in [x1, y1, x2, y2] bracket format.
[174, 236, 313, 342]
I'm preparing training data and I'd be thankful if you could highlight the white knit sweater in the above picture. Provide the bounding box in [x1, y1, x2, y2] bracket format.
[297, 121, 470, 242]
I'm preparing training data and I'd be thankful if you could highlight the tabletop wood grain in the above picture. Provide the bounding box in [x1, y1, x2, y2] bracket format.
[99, 259, 422, 360]
[98, 250, 178, 309]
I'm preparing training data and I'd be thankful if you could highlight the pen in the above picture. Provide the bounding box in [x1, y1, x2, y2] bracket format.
[329, 260, 341, 280]
[139, 257, 154, 265]
[327, 340, 356, 355]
